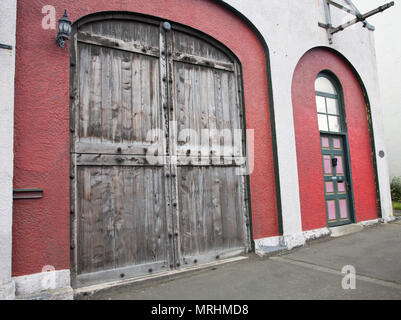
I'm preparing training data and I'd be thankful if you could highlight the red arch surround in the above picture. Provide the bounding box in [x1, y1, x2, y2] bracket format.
[291, 47, 379, 231]
[13, 0, 278, 276]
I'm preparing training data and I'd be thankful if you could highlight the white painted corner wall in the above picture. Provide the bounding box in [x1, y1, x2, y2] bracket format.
[224, 0, 393, 235]
[0, 0, 17, 300]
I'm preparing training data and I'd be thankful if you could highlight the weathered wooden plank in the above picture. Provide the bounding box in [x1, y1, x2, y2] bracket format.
[146, 168, 159, 263]
[100, 167, 115, 268]
[190, 168, 201, 255]
[76, 260, 167, 287]
[114, 166, 133, 268]
[192, 65, 201, 154]
[110, 49, 122, 143]
[221, 71, 234, 160]
[166, 26, 182, 268]
[88, 46, 102, 142]
[79, 44, 91, 140]
[70, 31, 80, 285]
[207, 68, 218, 158]
[210, 168, 223, 250]
[76, 154, 164, 167]
[78, 167, 105, 274]
[131, 54, 142, 142]
[141, 57, 152, 143]
[173, 30, 232, 64]
[153, 168, 165, 261]
[74, 141, 151, 155]
[70, 32, 79, 153]
[150, 56, 161, 146]
[70, 153, 78, 280]
[159, 23, 175, 270]
[135, 168, 146, 263]
[236, 174, 247, 248]
[175, 63, 187, 146]
[173, 53, 234, 72]
[213, 70, 224, 160]
[199, 66, 210, 160]
[195, 167, 204, 254]
[220, 168, 237, 249]
[175, 156, 246, 166]
[229, 69, 242, 157]
[101, 47, 112, 142]
[121, 52, 133, 142]
[175, 248, 246, 269]
[200, 166, 209, 253]
[178, 167, 193, 257]
[77, 167, 90, 274]
[77, 31, 160, 58]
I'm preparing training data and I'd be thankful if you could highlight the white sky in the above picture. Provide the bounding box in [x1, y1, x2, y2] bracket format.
[351, 0, 400, 99]
[353, 0, 401, 176]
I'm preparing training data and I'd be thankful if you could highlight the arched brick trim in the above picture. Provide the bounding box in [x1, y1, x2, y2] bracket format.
[13, 0, 278, 276]
[292, 47, 379, 231]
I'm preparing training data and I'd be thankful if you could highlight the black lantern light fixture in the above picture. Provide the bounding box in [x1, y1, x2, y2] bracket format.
[56, 10, 72, 48]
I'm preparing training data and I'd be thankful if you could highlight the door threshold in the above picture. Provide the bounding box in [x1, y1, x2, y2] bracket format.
[74, 255, 248, 296]
[329, 223, 363, 238]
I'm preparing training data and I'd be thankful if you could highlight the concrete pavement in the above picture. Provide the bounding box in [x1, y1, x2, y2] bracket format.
[76, 220, 401, 300]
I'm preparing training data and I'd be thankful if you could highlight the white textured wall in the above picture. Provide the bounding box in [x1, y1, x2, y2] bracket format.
[224, 0, 393, 232]
[354, 0, 401, 178]
[0, 0, 16, 288]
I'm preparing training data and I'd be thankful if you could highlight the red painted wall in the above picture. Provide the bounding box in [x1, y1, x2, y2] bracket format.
[292, 48, 378, 231]
[13, 0, 278, 276]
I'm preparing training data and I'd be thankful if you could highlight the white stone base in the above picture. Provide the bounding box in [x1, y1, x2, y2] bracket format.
[254, 236, 285, 257]
[12, 269, 73, 300]
[254, 227, 331, 256]
[303, 227, 331, 241]
[357, 219, 381, 227]
[254, 236, 280, 251]
[0, 280, 15, 300]
[383, 216, 396, 223]
[280, 233, 306, 250]
[329, 224, 364, 238]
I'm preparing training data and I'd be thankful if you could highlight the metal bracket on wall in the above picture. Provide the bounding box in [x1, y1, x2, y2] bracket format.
[0, 43, 13, 50]
[13, 189, 44, 200]
[319, 0, 394, 44]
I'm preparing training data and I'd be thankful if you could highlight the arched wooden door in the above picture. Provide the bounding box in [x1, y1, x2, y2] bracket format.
[70, 14, 251, 288]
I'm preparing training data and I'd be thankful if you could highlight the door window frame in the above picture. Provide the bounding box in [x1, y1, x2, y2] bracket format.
[315, 71, 356, 227]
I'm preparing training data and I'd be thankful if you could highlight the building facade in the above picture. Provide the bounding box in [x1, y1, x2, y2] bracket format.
[354, 0, 401, 179]
[0, 0, 395, 299]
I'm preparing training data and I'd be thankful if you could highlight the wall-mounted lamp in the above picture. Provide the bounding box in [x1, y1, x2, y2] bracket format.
[56, 10, 72, 48]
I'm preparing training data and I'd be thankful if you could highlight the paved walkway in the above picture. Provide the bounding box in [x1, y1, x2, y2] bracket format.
[77, 220, 401, 300]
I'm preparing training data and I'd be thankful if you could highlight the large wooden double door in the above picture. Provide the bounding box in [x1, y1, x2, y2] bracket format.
[70, 15, 250, 287]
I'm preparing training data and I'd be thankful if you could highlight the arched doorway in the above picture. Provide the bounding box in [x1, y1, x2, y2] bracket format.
[70, 13, 251, 288]
[292, 48, 379, 232]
